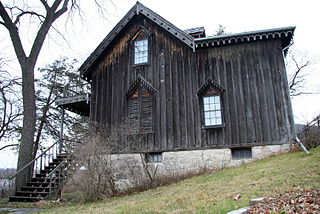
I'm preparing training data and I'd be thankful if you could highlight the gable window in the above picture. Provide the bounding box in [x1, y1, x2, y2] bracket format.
[203, 94, 222, 126]
[198, 79, 225, 128]
[134, 39, 148, 64]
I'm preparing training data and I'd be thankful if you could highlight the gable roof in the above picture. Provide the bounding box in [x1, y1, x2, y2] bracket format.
[80, 2, 194, 79]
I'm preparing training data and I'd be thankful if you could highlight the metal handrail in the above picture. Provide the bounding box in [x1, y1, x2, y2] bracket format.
[9, 140, 61, 180]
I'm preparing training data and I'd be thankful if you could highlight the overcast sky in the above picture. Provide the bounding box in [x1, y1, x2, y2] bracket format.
[1, 0, 319, 168]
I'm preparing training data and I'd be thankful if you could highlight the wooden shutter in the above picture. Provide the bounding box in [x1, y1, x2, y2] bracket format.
[129, 92, 140, 130]
[141, 89, 152, 132]
[128, 88, 153, 132]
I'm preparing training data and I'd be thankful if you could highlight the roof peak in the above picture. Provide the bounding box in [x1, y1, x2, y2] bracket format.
[80, 1, 195, 78]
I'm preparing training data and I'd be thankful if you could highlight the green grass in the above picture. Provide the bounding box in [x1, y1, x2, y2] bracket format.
[16, 149, 320, 213]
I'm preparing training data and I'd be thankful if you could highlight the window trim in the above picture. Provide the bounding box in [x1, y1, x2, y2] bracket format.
[200, 92, 225, 129]
[202, 94, 223, 127]
[133, 38, 149, 65]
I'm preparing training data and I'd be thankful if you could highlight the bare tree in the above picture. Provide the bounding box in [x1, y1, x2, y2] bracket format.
[0, 70, 22, 150]
[0, 0, 85, 190]
[286, 49, 314, 97]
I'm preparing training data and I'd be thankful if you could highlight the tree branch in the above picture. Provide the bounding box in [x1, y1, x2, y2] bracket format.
[0, 2, 27, 65]
[39, 0, 50, 11]
[54, 0, 70, 19]
[0, 144, 19, 151]
[13, 10, 45, 25]
[28, 0, 71, 66]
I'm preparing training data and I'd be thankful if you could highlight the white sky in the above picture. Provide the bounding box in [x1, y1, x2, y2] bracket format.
[1, 0, 320, 168]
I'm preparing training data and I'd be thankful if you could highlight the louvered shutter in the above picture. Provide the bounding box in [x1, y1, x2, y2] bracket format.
[129, 94, 140, 131]
[141, 89, 152, 132]
[128, 88, 153, 133]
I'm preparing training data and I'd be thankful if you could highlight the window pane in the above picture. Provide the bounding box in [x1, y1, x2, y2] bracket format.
[203, 97, 210, 104]
[215, 103, 221, 110]
[216, 118, 222, 125]
[205, 118, 210, 126]
[216, 111, 221, 119]
[204, 104, 210, 111]
[214, 96, 220, 103]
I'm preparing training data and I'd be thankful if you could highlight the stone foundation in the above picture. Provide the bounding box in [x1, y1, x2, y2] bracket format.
[63, 143, 292, 192]
[110, 143, 292, 189]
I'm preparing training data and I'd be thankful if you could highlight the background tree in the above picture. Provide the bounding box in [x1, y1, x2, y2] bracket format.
[213, 25, 229, 36]
[0, 0, 81, 189]
[33, 57, 88, 157]
[0, 0, 108, 190]
[0, 70, 21, 150]
[286, 49, 314, 97]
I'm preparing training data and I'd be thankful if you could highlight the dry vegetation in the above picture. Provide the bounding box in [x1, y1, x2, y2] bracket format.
[36, 147, 320, 214]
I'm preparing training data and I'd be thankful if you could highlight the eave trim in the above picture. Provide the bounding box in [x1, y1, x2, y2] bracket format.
[126, 76, 157, 97]
[197, 79, 225, 95]
[195, 26, 295, 49]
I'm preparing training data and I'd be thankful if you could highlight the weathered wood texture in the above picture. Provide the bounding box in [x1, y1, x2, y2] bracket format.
[89, 15, 294, 152]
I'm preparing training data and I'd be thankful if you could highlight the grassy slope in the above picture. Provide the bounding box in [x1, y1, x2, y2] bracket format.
[42, 148, 320, 214]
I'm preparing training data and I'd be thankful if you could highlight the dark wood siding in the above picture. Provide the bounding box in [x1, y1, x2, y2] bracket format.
[195, 40, 294, 148]
[89, 14, 294, 152]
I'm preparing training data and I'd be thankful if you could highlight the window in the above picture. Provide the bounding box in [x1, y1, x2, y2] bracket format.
[129, 87, 153, 132]
[146, 153, 162, 163]
[203, 94, 222, 126]
[197, 79, 225, 128]
[231, 148, 252, 160]
[134, 39, 148, 64]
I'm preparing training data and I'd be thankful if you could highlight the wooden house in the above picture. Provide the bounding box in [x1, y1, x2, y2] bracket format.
[58, 2, 295, 167]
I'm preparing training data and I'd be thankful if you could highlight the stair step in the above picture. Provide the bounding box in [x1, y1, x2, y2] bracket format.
[9, 196, 45, 202]
[21, 186, 51, 191]
[57, 153, 69, 158]
[16, 191, 49, 197]
[25, 182, 57, 188]
[31, 177, 63, 183]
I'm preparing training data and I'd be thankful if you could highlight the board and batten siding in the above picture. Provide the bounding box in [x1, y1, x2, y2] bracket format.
[89, 15, 294, 153]
[195, 40, 294, 149]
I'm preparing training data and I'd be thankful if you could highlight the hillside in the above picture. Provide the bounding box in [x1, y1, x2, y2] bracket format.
[40, 148, 320, 214]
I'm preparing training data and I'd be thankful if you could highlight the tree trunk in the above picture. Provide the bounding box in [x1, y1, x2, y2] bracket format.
[15, 62, 36, 191]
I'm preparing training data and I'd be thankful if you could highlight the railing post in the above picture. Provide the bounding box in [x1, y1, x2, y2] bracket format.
[59, 107, 65, 154]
